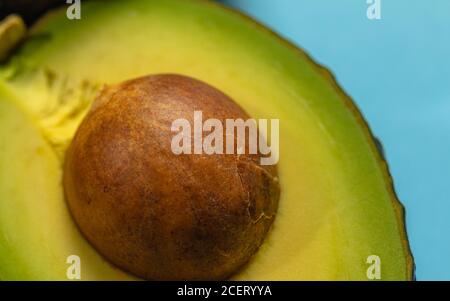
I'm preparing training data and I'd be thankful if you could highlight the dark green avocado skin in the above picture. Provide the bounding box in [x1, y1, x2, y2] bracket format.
[0, 0, 61, 25]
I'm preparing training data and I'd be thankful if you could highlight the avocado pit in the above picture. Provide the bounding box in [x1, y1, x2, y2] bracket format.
[63, 74, 280, 280]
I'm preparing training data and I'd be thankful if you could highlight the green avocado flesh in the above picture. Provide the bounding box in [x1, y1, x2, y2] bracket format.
[0, 0, 413, 280]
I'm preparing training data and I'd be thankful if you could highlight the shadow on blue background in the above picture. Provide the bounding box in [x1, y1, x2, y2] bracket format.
[222, 0, 450, 280]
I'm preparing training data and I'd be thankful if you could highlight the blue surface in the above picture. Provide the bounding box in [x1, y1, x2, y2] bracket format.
[222, 0, 450, 280]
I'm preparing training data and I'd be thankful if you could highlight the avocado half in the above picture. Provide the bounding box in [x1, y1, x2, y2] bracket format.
[0, 0, 413, 280]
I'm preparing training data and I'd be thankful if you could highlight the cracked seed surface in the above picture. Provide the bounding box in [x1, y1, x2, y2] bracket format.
[63, 74, 280, 280]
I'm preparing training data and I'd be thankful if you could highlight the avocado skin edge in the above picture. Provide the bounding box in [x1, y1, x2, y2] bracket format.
[204, 0, 414, 280]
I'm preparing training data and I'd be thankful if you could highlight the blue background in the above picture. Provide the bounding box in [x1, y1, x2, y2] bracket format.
[222, 0, 450, 280]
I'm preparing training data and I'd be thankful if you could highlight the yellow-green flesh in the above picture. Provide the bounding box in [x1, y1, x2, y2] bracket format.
[0, 0, 412, 280]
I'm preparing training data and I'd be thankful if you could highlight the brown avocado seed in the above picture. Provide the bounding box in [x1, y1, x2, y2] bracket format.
[63, 74, 280, 280]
